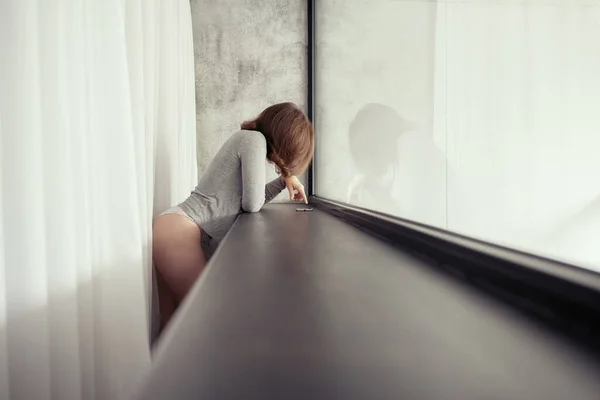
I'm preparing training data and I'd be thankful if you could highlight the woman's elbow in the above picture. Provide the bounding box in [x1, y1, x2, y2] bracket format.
[242, 199, 264, 213]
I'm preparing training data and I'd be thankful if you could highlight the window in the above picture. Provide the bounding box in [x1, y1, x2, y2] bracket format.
[314, 0, 600, 271]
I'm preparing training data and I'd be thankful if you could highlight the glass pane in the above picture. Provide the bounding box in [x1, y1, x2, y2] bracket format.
[315, 0, 446, 228]
[315, 0, 600, 271]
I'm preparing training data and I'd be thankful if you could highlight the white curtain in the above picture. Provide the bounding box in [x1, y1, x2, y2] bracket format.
[0, 0, 197, 398]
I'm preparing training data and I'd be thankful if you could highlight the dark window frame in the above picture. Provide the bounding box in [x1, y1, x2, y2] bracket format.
[306, 0, 315, 195]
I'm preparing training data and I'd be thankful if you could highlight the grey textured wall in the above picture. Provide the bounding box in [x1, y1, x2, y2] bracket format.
[190, 0, 307, 200]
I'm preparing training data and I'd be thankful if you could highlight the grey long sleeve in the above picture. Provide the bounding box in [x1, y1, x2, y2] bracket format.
[265, 176, 287, 203]
[239, 131, 287, 211]
[178, 130, 287, 242]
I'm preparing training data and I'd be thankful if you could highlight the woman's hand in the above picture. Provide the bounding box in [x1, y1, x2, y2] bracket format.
[285, 176, 308, 204]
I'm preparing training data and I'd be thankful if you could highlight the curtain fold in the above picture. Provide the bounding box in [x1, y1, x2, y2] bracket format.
[0, 0, 198, 398]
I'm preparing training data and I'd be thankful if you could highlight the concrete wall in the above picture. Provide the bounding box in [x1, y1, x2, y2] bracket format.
[190, 0, 307, 200]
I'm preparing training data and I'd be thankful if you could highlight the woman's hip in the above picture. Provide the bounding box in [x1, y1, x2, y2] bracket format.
[154, 206, 217, 261]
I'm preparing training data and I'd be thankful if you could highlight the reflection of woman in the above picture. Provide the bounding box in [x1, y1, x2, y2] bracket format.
[153, 103, 314, 332]
[347, 103, 412, 212]
[347, 103, 447, 226]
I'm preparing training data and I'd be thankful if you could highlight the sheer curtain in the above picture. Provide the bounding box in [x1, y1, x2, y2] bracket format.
[0, 0, 197, 398]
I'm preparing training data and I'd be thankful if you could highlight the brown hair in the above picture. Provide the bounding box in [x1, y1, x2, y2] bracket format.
[241, 102, 314, 178]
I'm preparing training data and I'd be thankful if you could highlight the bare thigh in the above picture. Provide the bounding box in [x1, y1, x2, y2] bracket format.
[153, 213, 207, 303]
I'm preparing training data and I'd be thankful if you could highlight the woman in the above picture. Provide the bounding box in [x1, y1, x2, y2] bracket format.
[153, 102, 314, 332]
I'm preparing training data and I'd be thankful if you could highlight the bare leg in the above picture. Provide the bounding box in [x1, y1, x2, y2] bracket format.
[155, 269, 177, 333]
[152, 214, 207, 332]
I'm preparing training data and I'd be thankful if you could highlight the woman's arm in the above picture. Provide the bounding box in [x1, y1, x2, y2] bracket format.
[265, 176, 287, 203]
[240, 132, 268, 212]
[239, 131, 307, 211]
[264, 175, 308, 204]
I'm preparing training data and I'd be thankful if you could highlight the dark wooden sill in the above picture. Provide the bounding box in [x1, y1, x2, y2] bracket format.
[133, 204, 600, 400]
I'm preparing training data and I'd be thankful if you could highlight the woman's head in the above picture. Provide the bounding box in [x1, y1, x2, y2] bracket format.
[241, 102, 314, 178]
[348, 103, 412, 176]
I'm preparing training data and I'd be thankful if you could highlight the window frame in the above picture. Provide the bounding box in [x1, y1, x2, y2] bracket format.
[306, 0, 315, 196]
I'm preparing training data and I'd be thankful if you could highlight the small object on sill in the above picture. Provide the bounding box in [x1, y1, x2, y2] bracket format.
[296, 207, 314, 212]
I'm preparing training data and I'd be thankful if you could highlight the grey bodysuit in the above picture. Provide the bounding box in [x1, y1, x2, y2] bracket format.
[178, 130, 287, 245]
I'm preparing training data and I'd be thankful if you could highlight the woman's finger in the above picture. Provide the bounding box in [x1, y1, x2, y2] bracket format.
[286, 181, 295, 201]
[297, 185, 308, 204]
